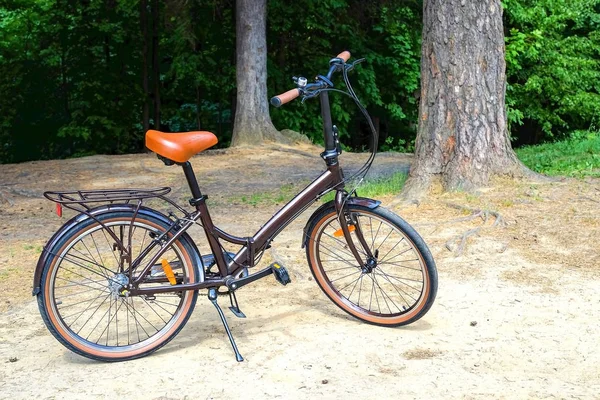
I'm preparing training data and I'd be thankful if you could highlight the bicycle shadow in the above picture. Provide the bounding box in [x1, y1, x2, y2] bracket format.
[63, 294, 433, 364]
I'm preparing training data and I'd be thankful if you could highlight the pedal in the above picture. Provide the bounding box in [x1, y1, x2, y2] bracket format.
[228, 291, 246, 318]
[270, 262, 291, 286]
[229, 306, 246, 318]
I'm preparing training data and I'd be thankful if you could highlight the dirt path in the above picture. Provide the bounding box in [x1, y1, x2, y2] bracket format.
[0, 146, 599, 399]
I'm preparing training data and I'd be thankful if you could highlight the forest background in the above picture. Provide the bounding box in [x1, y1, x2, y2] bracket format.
[1, 0, 599, 164]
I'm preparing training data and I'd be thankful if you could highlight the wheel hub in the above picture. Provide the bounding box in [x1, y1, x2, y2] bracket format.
[362, 257, 378, 274]
[108, 273, 129, 299]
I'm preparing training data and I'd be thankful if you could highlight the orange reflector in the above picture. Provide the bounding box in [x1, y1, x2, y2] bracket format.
[333, 225, 355, 237]
[56, 203, 63, 218]
[161, 259, 177, 285]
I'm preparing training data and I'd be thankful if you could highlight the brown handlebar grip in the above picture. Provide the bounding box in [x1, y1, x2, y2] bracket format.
[336, 51, 351, 62]
[270, 88, 300, 107]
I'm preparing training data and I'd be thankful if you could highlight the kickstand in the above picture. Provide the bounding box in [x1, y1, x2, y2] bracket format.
[208, 288, 244, 362]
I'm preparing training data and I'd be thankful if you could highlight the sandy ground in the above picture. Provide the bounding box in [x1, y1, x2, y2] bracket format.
[0, 145, 599, 399]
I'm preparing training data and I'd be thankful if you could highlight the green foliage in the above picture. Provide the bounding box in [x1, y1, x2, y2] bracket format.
[515, 130, 600, 177]
[0, 0, 421, 163]
[2, 0, 599, 164]
[504, 0, 600, 143]
[267, 0, 422, 148]
[0, 0, 145, 162]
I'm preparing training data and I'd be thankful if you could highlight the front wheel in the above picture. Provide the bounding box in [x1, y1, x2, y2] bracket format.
[305, 204, 437, 326]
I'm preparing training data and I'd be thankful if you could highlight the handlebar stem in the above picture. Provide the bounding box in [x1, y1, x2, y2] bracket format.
[319, 91, 336, 155]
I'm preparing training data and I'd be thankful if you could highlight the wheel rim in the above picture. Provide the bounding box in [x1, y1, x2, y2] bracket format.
[45, 218, 196, 357]
[310, 210, 429, 323]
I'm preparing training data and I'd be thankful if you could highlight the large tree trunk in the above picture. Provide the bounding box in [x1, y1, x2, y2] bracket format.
[151, 0, 161, 130]
[140, 0, 150, 133]
[230, 0, 284, 146]
[403, 0, 527, 197]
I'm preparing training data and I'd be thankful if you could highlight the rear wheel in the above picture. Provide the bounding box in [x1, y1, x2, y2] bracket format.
[305, 204, 437, 326]
[37, 210, 201, 361]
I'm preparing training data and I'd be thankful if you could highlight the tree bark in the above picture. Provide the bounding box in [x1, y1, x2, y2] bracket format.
[151, 0, 161, 130]
[403, 0, 528, 197]
[140, 0, 150, 133]
[230, 0, 285, 146]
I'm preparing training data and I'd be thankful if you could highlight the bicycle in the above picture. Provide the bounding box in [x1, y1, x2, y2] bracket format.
[33, 51, 438, 362]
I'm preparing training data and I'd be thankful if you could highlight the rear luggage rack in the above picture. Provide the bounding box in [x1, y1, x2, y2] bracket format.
[44, 187, 171, 205]
[42, 187, 184, 215]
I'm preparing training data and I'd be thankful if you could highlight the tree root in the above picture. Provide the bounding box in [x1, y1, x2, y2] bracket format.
[6, 187, 39, 198]
[578, 196, 599, 204]
[0, 190, 15, 206]
[263, 144, 318, 159]
[445, 227, 482, 255]
[444, 202, 505, 256]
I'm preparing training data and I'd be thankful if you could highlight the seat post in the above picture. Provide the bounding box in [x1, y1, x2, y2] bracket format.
[181, 162, 203, 200]
[180, 161, 228, 276]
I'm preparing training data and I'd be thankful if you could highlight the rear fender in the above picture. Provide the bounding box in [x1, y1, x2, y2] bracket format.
[32, 204, 182, 295]
[301, 196, 381, 248]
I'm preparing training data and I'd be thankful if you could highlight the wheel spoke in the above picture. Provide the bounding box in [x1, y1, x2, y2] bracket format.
[322, 230, 368, 257]
[90, 231, 112, 274]
[371, 220, 383, 250]
[318, 244, 357, 265]
[101, 227, 121, 267]
[337, 273, 364, 292]
[378, 238, 407, 264]
[323, 265, 361, 274]
[146, 298, 180, 308]
[329, 270, 361, 283]
[346, 272, 363, 300]
[357, 274, 364, 307]
[377, 260, 421, 271]
[319, 237, 363, 263]
[380, 247, 415, 264]
[57, 252, 114, 280]
[62, 291, 109, 322]
[127, 297, 160, 332]
[70, 246, 109, 279]
[376, 265, 423, 294]
[374, 226, 394, 254]
[369, 273, 397, 314]
[141, 297, 169, 324]
[55, 276, 108, 293]
[374, 268, 418, 303]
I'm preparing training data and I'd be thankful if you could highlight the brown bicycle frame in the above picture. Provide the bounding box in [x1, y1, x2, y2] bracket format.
[127, 89, 374, 296]
[127, 158, 368, 296]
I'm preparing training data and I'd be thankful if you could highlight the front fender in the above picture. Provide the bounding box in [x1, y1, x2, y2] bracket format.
[32, 204, 175, 295]
[301, 196, 381, 248]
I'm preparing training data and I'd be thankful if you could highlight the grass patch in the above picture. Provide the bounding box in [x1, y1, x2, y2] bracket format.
[239, 183, 299, 206]
[237, 172, 408, 206]
[321, 171, 408, 203]
[515, 131, 600, 177]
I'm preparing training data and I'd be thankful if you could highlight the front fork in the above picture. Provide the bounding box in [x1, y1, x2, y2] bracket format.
[334, 191, 375, 267]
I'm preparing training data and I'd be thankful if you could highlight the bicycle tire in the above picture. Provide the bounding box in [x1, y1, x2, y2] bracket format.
[305, 204, 437, 326]
[37, 210, 201, 362]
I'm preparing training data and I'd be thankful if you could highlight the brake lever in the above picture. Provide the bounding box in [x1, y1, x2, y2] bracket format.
[301, 90, 321, 104]
[346, 58, 366, 72]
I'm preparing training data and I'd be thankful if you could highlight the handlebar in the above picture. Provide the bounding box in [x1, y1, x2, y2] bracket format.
[270, 50, 351, 108]
[336, 51, 351, 63]
[270, 88, 300, 107]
